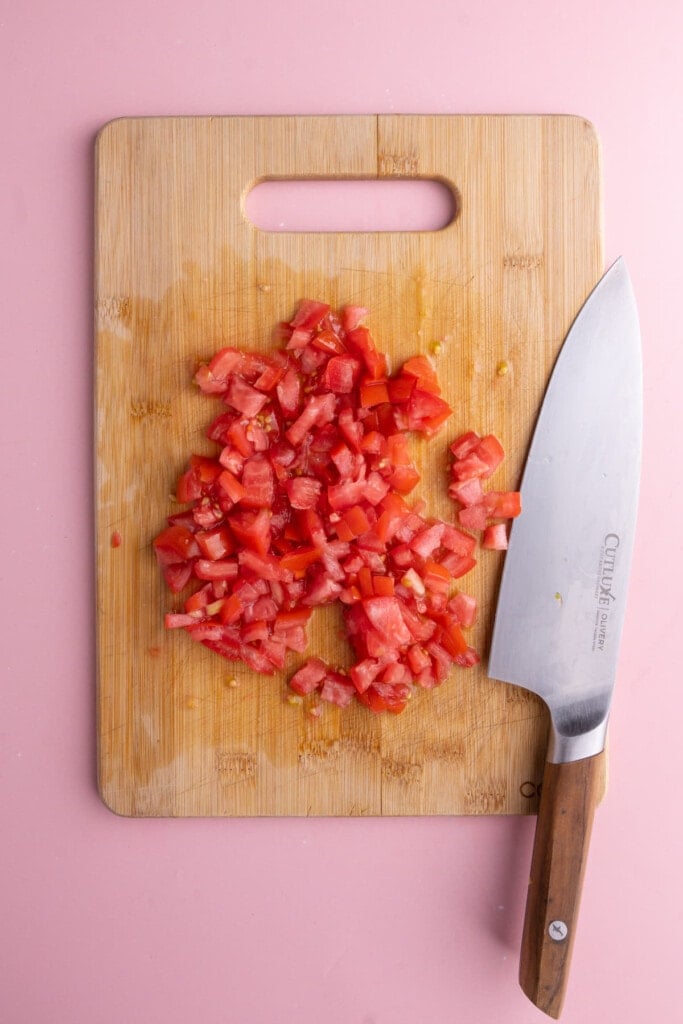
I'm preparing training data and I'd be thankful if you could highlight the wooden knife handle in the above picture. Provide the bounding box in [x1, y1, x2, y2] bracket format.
[519, 750, 605, 1018]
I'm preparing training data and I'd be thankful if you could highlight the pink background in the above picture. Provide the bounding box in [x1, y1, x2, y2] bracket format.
[2, 2, 681, 1022]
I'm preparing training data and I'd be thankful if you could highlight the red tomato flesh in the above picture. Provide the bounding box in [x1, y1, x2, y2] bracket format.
[154, 302, 519, 714]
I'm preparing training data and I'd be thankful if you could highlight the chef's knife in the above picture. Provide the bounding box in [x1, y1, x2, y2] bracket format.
[488, 257, 641, 1018]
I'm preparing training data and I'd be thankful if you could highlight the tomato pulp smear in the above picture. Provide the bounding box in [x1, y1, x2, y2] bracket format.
[153, 302, 521, 714]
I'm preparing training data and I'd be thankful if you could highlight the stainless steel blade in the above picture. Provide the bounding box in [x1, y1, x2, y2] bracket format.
[488, 258, 642, 763]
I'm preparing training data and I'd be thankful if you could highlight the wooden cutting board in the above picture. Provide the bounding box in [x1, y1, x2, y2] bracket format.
[95, 114, 602, 817]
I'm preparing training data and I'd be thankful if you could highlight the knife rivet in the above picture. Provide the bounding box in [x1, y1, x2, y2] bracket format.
[548, 920, 568, 942]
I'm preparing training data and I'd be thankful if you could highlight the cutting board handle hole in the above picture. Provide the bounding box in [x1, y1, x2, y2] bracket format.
[245, 178, 458, 233]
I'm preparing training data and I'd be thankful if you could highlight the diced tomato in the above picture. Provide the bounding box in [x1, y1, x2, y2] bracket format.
[195, 526, 234, 561]
[289, 657, 327, 695]
[162, 563, 194, 592]
[208, 347, 244, 380]
[194, 558, 239, 581]
[450, 431, 481, 459]
[279, 546, 321, 575]
[482, 523, 509, 550]
[447, 592, 477, 627]
[320, 671, 356, 707]
[176, 468, 202, 503]
[422, 560, 451, 594]
[346, 326, 387, 379]
[156, 300, 518, 715]
[358, 681, 411, 714]
[439, 552, 477, 579]
[225, 377, 269, 417]
[474, 434, 505, 478]
[322, 355, 360, 393]
[286, 394, 336, 446]
[341, 305, 368, 333]
[359, 379, 390, 408]
[441, 525, 477, 557]
[406, 390, 452, 436]
[165, 612, 197, 628]
[400, 355, 441, 395]
[238, 548, 288, 581]
[217, 468, 247, 504]
[458, 504, 489, 531]
[410, 522, 445, 559]
[311, 328, 347, 355]
[240, 457, 274, 508]
[153, 526, 201, 565]
[363, 596, 412, 646]
[228, 508, 271, 555]
[290, 300, 331, 332]
[448, 477, 485, 507]
[483, 490, 522, 519]
[285, 476, 322, 510]
[276, 368, 302, 417]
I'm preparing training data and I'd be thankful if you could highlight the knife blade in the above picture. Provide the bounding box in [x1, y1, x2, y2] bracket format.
[488, 257, 642, 1018]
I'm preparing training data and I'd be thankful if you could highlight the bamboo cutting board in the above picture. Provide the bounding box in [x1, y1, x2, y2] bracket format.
[95, 115, 602, 817]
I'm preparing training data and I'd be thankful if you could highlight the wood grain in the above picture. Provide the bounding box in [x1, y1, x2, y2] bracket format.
[94, 115, 603, 816]
[519, 752, 605, 1018]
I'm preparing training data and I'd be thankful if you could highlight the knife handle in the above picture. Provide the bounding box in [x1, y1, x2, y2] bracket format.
[519, 750, 605, 1018]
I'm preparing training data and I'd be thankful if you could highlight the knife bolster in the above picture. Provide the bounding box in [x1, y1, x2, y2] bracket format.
[547, 715, 608, 764]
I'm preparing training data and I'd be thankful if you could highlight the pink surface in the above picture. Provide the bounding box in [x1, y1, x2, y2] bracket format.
[2, 2, 681, 1022]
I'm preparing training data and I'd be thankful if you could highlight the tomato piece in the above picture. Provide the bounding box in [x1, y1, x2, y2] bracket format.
[346, 326, 387, 379]
[410, 522, 445, 559]
[441, 525, 477, 557]
[407, 644, 431, 674]
[228, 508, 271, 555]
[450, 431, 481, 459]
[289, 657, 327, 695]
[483, 490, 522, 519]
[474, 434, 505, 478]
[279, 546, 321, 575]
[240, 457, 275, 508]
[387, 464, 421, 494]
[320, 671, 356, 707]
[482, 523, 508, 550]
[286, 393, 336, 446]
[447, 592, 477, 627]
[400, 355, 441, 395]
[153, 525, 201, 565]
[454, 647, 481, 668]
[359, 379, 390, 408]
[457, 504, 488, 531]
[340, 505, 371, 539]
[290, 299, 331, 332]
[341, 305, 368, 333]
[176, 468, 202, 503]
[194, 363, 228, 395]
[423, 560, 451, 594]
[276, 368, 302, 417]
[362, 596, 412, 646]
[448, 477, 485, 507]
[322, 355, 361, 393]
[439, 552, 477, 579]
[217, 468, 246, 504]
[195, 526, 234, 560]
[162, 563, 194, 592]
[311, 328, 347, 355]
[285, 476, 322, 510]
[208, 347, 244, 379]
[358, 681, 411, 714]
[193, 558, 239, 581]
[254, 362, 285, 392]
[238, 548, 288, 581]
[225, 377, 269, 417]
